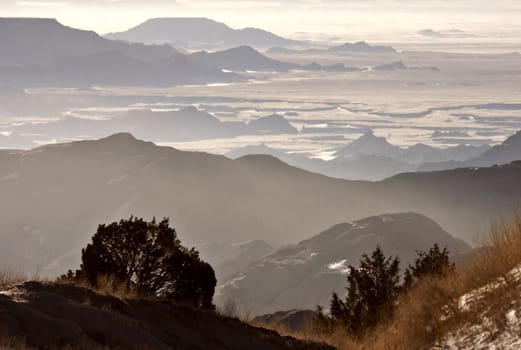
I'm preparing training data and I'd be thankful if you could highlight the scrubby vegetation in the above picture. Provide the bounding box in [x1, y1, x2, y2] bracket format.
[315, 244, 453, 340]
[4, 214, 521, 349]
[0, 268, 26, 289]
[60, 216, 216, 309]
[270, 214, 521, 349]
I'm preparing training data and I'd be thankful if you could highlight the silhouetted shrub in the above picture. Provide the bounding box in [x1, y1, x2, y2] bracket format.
[404, 244, 454, 290]
[62, 216, 216, 308]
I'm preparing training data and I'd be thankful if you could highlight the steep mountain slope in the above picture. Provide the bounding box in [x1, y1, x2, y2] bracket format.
[0, 18, 241, 87]
[1, 134, 521, 277]
[216, 213, 469, 315]
[0, 281, 333, 350]
[105, 18, 301, 50]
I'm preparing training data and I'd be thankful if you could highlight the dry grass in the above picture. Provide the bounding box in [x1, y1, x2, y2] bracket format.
[0, 336, 30, 350]
[218, 298, 239, 318]
[0, 268, 26, 289]
[271, 212, 521, 350]
[56, 274, 139, 300]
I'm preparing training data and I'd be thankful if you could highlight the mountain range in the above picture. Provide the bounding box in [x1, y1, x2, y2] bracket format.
[216, 213, 469, 314]
[190, 46, 358, 73]
[267, 41, 396, 56]
[227, 130, 491, 180]
[2, 133, 521, 278]
[105, 18, 302, 51]
[3, 107, 298, 148]
[0, 18, 242, 87]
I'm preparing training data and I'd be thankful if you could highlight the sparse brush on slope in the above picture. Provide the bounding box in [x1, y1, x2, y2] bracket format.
[314, 244, 453, 340]
[276, 214, 521, 349]
[365, 214, 521, 350]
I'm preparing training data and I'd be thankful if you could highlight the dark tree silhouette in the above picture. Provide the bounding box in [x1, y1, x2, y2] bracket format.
[404, 244, 454, 290]
[68, 216, 216, 308]
[329, 246, 401, 337]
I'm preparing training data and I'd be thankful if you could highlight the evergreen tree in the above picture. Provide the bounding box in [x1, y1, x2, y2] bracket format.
[404, 244, 454, 290]
[330, 246, 401, 337]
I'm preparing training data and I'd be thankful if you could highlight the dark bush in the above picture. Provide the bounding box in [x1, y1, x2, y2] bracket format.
[404, 244, 454, 290]
[63, 216, 216, 309]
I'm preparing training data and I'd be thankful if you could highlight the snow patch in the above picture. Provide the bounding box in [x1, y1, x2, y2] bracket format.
[435, 263, 521, 349]
[328, 259, 350, 274]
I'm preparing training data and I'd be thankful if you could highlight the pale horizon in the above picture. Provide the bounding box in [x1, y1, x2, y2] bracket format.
[3, 0, 521, 41]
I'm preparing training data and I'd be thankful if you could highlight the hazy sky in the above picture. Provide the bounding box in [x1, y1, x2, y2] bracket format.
[3, 0, 521, 38]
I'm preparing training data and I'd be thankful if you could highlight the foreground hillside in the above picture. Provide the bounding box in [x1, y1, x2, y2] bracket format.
[0, 281, 332, 350]
[275, 214, 521, 350]
[2, 133, 521, 276]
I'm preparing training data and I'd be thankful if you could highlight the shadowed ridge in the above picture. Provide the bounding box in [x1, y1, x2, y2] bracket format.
[0, 281, 335, 350]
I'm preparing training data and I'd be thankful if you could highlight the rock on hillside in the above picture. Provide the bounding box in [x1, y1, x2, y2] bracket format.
[0, 281, 333, 350]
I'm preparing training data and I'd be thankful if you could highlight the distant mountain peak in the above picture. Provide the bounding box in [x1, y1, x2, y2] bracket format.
[335, 130, 401, 158]
[102, 132, 138, 142]
[105, 17, 301, 50]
